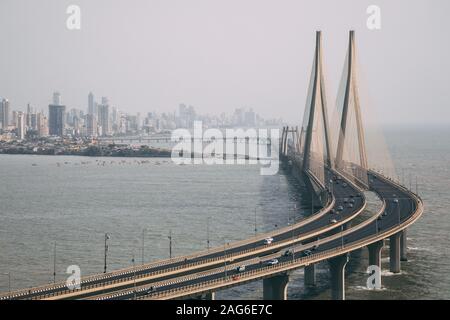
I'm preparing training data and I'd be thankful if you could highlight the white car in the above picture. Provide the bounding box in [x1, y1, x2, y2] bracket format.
[266, 259, 279, 266]
[264, 237, 274, 245]
[330, 219, 338, 224]
[393, 199, 399, 203]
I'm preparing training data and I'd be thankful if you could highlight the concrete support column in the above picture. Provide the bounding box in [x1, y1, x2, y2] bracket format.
[400, 229, 408, 261]
[263, 273, 289, 300]
[368, 240, 384, 268]
[203, 292, 215, 300]
[193, 292, 215, 300]
[304, 264, 316, 286]
[389, 233, 401, 273]
[328, 254, 349, 300]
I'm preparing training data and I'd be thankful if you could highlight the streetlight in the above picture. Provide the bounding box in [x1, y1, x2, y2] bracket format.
[104, 233, 110, 273]
[131, 255, 137, 300]
[168, 230, 173, 259]
[254, 208, 257, 236]
[416, 176, 419, 195]
[207, 217, 211, 250]
[53, 241, 56, 283]
[141, 228, 146, 265]
[223, 241, 229, 279]
[1, 273, 10, 293]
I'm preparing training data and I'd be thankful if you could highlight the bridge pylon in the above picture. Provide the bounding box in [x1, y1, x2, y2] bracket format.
[300, 31, 334, 186]
[334, 31, 369, 187]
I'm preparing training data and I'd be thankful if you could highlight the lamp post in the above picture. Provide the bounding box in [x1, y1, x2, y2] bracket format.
[53, 241, 56, 283]
[223, 241, 228, 279]
[254, 208, 257, 236]
[168, 230, 172, 259]
[416, 176, 419, 195]
[207, 217, 211, 250]
[104, 233, 110, 273]
[132, 255, 136, 300]
[141, 228, 146, 265]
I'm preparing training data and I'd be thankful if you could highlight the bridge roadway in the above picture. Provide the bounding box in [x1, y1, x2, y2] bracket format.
[0, 169, 366, 300]
[88, 171, 421, 300]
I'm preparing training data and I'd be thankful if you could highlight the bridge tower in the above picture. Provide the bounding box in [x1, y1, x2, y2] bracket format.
[303, 31, 333, 170]
[335, 31, 369, 184]
[301, 31, 334, 173]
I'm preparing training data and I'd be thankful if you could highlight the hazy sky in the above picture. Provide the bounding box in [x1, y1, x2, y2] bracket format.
[1, 0, 449, 125]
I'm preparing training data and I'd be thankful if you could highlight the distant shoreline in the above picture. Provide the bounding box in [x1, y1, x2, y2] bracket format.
[0, 145, 172, 158]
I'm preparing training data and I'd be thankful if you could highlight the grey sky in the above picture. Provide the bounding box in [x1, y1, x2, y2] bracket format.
[1, 0, 449, 125]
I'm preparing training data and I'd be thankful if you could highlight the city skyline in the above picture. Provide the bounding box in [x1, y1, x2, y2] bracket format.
[0, 91, 284, 140]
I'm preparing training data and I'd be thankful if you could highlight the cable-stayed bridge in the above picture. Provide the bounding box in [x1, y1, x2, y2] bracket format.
[0, 31, 423, 301]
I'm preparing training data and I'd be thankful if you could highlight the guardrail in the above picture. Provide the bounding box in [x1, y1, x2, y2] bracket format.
[0, 158, 366, 301]
[142, 176, 422, 300]
[0, 167, 337, 300]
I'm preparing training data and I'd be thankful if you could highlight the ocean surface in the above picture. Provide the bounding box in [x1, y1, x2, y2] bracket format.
[0, 125, 449, 299]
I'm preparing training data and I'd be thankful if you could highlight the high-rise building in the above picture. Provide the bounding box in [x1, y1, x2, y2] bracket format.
[37, 113, 48, 137]
[88, 92, 96, 115]
[53, 92, 61, 105]
[26, 103, 33, 128]
[17, 112, 25, 140]
[48, 104, 66, 136]
[86, 114, 98, 137]
[97, 98, 109, 136]
[31, 113, 38, 131]
[0, 98, 10, 129]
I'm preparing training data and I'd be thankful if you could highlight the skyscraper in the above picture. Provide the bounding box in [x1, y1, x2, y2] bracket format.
[37, 113, 48, 137]
[97, 98, 109, 136]
[86, 114, 98, 137]
[48, 105, 66, 136]
[17, 112, 25, 140]
[88, 92, 96, 115]
[26, 103, 33, 128]
[52, 92, 61, 105]
[0, 98, 10, 129]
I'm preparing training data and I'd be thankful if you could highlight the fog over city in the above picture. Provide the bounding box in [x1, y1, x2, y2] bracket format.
[1, 0, 449, 125]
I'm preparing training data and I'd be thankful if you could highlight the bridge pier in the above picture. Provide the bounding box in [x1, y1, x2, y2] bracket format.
[400, 229, 408, 261]
[368, 240, 384, 268]
[263, 273, 289, 300]
[389, 233, 401, 273]
[328, 254, 349, 300]
[192, 292, 215, 300]
[304, 264, 316, 286]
